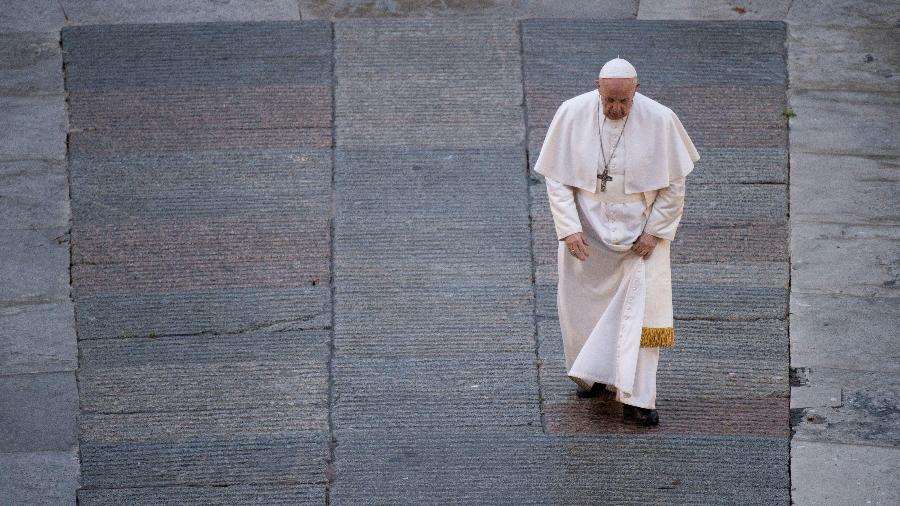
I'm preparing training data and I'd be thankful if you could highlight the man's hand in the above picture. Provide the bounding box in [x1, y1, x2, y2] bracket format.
[631, 232, 659, 258]
[563, 232, 589, 261]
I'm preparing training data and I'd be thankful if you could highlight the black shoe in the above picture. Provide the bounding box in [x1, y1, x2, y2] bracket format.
[622, 404, 659, 426]
[576, 382, 612, 399]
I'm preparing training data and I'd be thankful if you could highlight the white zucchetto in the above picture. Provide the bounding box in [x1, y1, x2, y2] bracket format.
[598, 57, 637, 79]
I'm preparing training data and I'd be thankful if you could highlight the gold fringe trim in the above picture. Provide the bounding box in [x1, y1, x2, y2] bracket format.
[640, 327, 674, 348]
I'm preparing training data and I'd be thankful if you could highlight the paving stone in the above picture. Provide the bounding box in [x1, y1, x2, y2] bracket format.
[0, 449, 79, 505]
[62, 22, 331, 91]
[637, 0, 791, 20]
[789, 89, 900, 156]
[0, 95, 66, 162]
[75, 287, 330, 340]
[70, 218, 329, 296]
[60, 0, 301, 25]
[0, 0, 65, 33]
[792, 440, 900, 506]
[78, 330, 328, 413]
[791, 293, 900, 373]
[78, 484, 322, 506]
[63, 21, 335, 496]
[69, 150, 331, 225]
[80, 406, 327, 444]
[681, 183, 788, 226]
[332, 430, 789, 504]
[334, 19, 524, 149]
[789, 24, 898, 92]
[70, 127, 332, 155]
[0, 228, 71, 302]
[790, 152, 900, 226]
[0, 160, 69, 229]
[673, 223, 789, 263]
[68, 86, 331, 132]
[332, 148, 538, 433]
[791, 385, 842, 409]
[523, 20, 789, 499]
[80, 433, 327, 489]
[0, 32, 63, 95]
[791, 222, 899, 297]
[653, 147, 788, 185]
[302, 0, 638, 19]
[0, 300, 77, 375]
[791, 368, 899, 447]
[786, 0, 900, 28]
[671, 261, 789, 288]
[0, 372, 77, 452]
[77, 330, 330, 490]
[523, 20, 787, 87]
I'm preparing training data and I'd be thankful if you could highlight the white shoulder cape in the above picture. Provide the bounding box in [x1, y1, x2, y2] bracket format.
[533, 90, 700, 194]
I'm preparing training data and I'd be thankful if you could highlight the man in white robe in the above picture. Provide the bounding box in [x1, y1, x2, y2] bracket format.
[534, 58, 700, 426]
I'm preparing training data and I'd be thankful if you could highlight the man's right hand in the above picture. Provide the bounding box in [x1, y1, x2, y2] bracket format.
[563, 232, 589, 261]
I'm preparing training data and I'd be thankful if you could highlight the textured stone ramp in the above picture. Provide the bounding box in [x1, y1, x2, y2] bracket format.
[330, 18, 541, 499]
[333, 431, 789, 504]
[63, 21, 333, 503]
[523, 18, 790, 498]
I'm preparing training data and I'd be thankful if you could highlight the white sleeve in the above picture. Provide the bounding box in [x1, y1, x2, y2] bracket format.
[644, 177, 686, 241]
[544, 176, 583, 241]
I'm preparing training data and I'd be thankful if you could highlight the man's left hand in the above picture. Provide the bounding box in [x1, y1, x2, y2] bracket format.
[631, 232, 659, 258]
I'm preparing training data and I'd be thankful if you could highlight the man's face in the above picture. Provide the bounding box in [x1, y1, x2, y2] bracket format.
[595, 77, 638, 120]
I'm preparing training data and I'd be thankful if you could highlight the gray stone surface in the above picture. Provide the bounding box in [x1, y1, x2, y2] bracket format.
[785, 3, 900, 503]
[790, 152, 900, 226]
[0, 228, 71, 301]
[78, 484, 321, 505]
[332, 431, 789, 504]
[786, 0, 900, 28]
[791, 367, 899, 447]
[637, 0, 791, 20]
[0, 449, 80, 505]
[791, 385, 842, 409]
[334, 19, 524, 148]
[788, 24, 898, 92]
[80, 433, 327, 489]
[59, 0, 301, 24]
[789, 90, 899, 156]
[0, 95, 66, 161]
[0, 372, 78, 452]
[75, 287, 331, 340]
[303, 0, 638, 19]
[77, 330, 328, 414]
[0, 300, 77, 375]
[0, 160, 70, 229]
[0, 32, 63, 94]
[791, 293, 900, 373]
[62, 22, 331, 91]
[791, 222, 899, 297]
[791, 441, 900, 506]
[69, 150, 331, 224]
[0, 0, 65, 33]
[63, 20, 334, 498]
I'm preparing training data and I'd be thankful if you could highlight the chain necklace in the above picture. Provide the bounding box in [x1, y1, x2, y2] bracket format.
[597, 97, 629, 192]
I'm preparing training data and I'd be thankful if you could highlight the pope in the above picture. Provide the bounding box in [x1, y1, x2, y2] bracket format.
[534, 57, 700, 426]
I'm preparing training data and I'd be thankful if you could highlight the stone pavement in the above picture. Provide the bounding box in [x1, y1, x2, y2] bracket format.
[0, 1, 896, 505]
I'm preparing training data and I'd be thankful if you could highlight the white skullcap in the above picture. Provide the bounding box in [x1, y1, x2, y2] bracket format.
[598, 57, 637, 79]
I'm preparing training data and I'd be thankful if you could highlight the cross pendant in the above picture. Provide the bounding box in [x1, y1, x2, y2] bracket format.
[598, 169, 613, 192]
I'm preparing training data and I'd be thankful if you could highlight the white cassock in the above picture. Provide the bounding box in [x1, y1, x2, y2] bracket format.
[534, 90, 700, 409]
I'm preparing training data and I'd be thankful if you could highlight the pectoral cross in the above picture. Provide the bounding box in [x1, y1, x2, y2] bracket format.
[598, 169, 613, 192]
